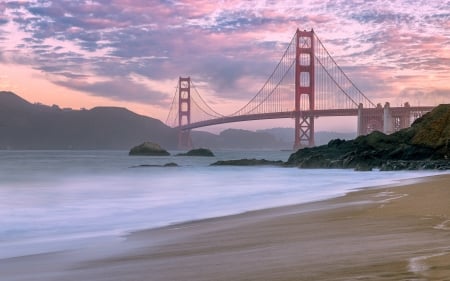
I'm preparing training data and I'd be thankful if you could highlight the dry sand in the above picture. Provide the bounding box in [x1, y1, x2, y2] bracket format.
[1, 174, 449, 281]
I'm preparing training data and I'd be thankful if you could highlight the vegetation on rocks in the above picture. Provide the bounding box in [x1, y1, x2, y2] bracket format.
[286, 104, 450, 170]
[211, 158, 284, 166]
[129, 142, 170, 156]
[177, 148, 215, 157]
[129, 162, 178, 168]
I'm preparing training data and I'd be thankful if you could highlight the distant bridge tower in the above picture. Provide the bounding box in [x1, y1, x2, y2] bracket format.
[294, 29, 315, 149]
[178, 77, 192, 149]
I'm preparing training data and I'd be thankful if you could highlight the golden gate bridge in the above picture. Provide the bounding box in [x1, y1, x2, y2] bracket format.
[166, 29, 434, 149]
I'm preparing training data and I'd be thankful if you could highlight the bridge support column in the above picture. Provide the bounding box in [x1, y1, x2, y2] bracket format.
[397, 102, 411, 131]
[358, 103, 384, 136]
[383, 102, 392, 134]
[357, 103, 364, 136]
[294, 29, 315, 150]
[178, 77, 192, 149]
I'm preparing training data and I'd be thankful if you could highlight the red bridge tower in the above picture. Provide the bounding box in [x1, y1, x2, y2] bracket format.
[294, 29, 315, 149]
[178, 77, 192, 149]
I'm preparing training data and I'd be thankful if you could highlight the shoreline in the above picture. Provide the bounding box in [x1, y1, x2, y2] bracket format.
[128, 172, 445, 235]
[1, 173, 449, 280]
[1, 170, 442, 261]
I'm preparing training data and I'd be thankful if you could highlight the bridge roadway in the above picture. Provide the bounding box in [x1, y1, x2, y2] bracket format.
[178, 106, 434, 130]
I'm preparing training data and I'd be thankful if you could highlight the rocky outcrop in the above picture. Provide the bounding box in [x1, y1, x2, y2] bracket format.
[211, 159, 284, 166]
[129, 142, 170, 156]
[286, 104, 450, 170]
[130, 162, 178, 168]
[177, 148, 215, 157]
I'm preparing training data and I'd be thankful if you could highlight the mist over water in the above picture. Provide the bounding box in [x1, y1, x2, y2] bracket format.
[0, 150, 445, 258]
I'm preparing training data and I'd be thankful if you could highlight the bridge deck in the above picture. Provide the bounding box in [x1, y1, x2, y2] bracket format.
[178, 106, 434, 130]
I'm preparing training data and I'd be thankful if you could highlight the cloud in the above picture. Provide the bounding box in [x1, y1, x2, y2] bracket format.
[350, 10, 414, 25]
[0, 0, 448, 113]
[397, 87, 450, 106]
[55, 77, 169, 106]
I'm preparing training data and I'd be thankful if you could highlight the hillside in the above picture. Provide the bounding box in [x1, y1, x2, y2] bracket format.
[191, 129, 356, 150]
[191, 129, 288, 150]
[257, 128, 356, 146]
[287, 104, 450, 170]
[0, 91, 178, 149]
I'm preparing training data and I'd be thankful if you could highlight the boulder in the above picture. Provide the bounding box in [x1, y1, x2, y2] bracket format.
[129, 162, 178, 168]
[211, 158, 284, 166]
[129, 142, 170, 156]
[177, 148, 215, 157]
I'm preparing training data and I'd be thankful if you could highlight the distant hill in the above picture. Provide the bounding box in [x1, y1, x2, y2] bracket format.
[191, 128, 356, 150]
[192, 129, 288, 150]
[257, 128, 356, 146]
[0, 91, 178, 149]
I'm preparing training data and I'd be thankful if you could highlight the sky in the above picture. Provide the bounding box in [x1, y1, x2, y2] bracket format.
[0, 0, 449, 132]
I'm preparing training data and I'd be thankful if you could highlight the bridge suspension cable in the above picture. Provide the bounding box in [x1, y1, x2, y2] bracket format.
[165, 29, 377, 129]
[313, 33, 376, 110]
[191, 81, 225, 118]
[230, 33, 297, 117]
[165, 85, 179, 126]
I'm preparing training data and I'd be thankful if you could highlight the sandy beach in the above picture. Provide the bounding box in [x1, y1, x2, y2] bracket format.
[2, 173, 449, 281]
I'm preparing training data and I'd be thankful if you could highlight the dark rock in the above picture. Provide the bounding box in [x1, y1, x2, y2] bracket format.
[130, 162, 178, 168]
[129, 142, 170, 156]
[354, 162, 373, 171]
[176, 148, 215, 157]
[287, 104, 450, 170]
[210, 158, 284, 166]
[298, 154, 329, 168]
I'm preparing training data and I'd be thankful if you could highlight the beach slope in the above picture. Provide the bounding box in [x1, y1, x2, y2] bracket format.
[1, 174, 449, 280]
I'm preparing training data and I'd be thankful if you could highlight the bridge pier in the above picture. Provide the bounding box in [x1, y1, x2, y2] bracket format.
[391, 102, 411, 132]
[294, 113, 315, 150]
[357, 102, 424, 136]
[357, 103, 363, 136]
[178, 129, 192, 150]
[383, 102, 393, 134]
[357, 103, 383, 136]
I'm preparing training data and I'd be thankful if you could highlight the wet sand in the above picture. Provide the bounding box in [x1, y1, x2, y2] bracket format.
[2, 174, 449, 281]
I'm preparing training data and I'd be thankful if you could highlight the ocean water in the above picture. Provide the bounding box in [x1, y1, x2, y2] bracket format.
[0, 150, 445, 259]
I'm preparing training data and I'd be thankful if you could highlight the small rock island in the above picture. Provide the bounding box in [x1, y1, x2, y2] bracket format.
[176, 148, 215, 157]
[129, 142, 170, 156]
[211, 159, 284, 166]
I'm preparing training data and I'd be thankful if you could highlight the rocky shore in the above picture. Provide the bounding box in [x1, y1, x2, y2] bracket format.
[286, 104, 449, 170]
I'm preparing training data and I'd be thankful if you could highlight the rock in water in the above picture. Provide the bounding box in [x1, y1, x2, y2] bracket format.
[177, 148, 215, 157]
[211, 158, 284, 166]
[286, 104, 450, 170]
[129, 142, 170, 156]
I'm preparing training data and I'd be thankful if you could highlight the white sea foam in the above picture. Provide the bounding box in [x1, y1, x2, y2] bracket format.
[0, 150, 446, 259]
[434, 220, 450, 230]
[408, 250, 449, 276]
